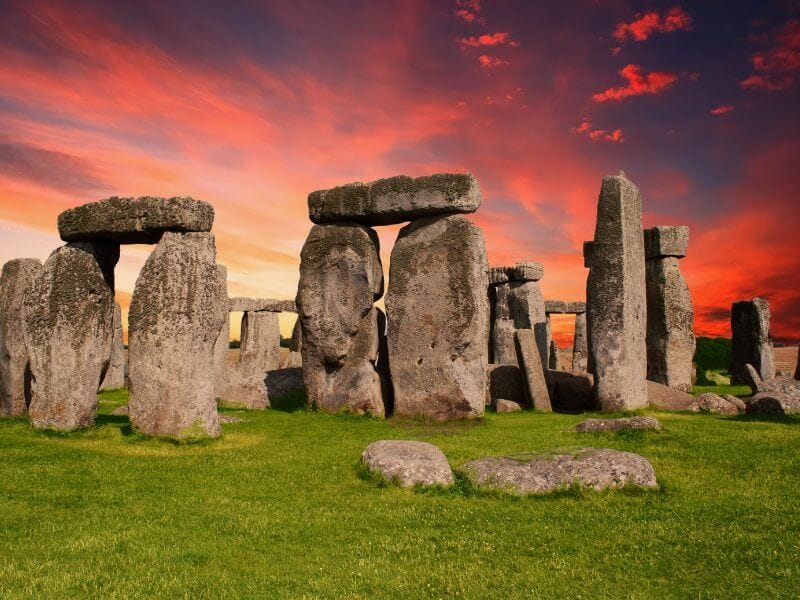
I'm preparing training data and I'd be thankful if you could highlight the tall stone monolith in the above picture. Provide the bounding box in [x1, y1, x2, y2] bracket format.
[731, 297, 775, 384]
[128, 232, 227, 438]
[100, 302, 126, 390]
[386, 214, 488, 419]
[572, 312, 588, 373]
[0, 258, 43, 416]
[24, 243, 117, 429]
[586, 172, 648, 411]
[297, 223, 385, 417]
[240, 311, 281, 373]
[644, 226, 694, 392]
[212, 266, 230, 397]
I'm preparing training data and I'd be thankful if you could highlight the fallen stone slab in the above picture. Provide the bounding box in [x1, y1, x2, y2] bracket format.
[361, 440, 454, 488]
[58, 196, 213, 244]
[309, 173, 480, 226]
[461, 448, 657, 495]
[496, 399, 522, 413]
[746, 392, 800, 415]
[646, 380, 694, 411]
[575, 416, 661, 433]
[689, 393, 740, 415]
[228, 297, 296, 313]
[545, 300, 587, 314]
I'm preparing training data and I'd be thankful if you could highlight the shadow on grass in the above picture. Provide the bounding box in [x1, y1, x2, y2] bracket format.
[730, 413, 800, 426]
[389, 416, 486, 436]
[269, 390, 309, 413]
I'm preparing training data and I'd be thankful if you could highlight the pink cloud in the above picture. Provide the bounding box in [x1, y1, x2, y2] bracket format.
[478, 54, 509, 68]
[592, 64, 678, 102]
[613, 6, 692, 43]
[572, 117, 624, 143]
[740, 20, 800, 91]
[458, 32, 519, 48]
[710, 105, 735, 116]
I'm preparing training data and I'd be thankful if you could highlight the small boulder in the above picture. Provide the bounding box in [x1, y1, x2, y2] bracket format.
[575, 416, 661, 433]
[361, 440, 454, 488]
[461, 448, 657, 495]
[496, 399, 522, 413]
[689, 393, 740, 415]
[646, 380, 694, 411]
[724, 395, 747, 412]
[746, 392, 800, 415]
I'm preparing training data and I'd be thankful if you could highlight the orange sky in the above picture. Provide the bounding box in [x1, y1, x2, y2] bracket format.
[0, 1, 798, 346]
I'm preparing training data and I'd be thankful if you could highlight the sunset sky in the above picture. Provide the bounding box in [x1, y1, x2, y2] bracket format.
[0, 0, 798, 345]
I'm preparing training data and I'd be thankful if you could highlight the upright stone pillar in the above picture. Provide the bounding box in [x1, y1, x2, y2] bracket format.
[549, 337, 560, 370]
[128, 232, 226, 438]
[491, 281, 516, 365]
[731, 297, 775, 384]
[572, 312, 588, 373]
[212, 266, 229, 397]
[644, 226, 694, 392]
[100, 302, 126, 390]
[586, 172, 648, 411]
[282, 318, 303, 368]
[0, 258, 43, 416]
[23, 242, 118, 429]
[386, 214, 488, 419]
[297, 223, 385, 417]
[240, 311, 281, 372]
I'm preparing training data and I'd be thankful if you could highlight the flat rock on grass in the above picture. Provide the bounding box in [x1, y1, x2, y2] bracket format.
[575, 416, 661, 433]
[361, 440, 454, 488]
[689, 393, 740, 415]
[461, 448, 657, 495]
[496, 399, 522, 413]
[646, 380, 694, 411]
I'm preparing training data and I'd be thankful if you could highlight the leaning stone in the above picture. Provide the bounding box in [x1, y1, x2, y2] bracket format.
[746, 392, 800, 415]
[575, 416, 661, 433]
[689, 393, 739, 415]
[128, 232, 227, 438]
[510, 261, 543, 282]
[486, 364, 526, 407]
[58, 196, 213, 244]
[309, 173, 480, 226]
[24, 243, 117, 430]
[100, 302, 126, 390]
[724, 395, 747, 412]
[387, 214, 488, 419]
[0, 258, 42, 416]
[744, 364, 762, 395]
[228, 297, 296, 313]
[572, 312, 588, 373]
[586, 173, 648, 411]
[515, 329, 552, 411]
[491, 277, 547, 367]
[361, 440, 454, 488]
[545, 301, 587, 314]
[644, 225, 689, 259]
[461, 448, 657, 495]
[298, 223, 385, 417]
[496, 399, 522, 413]
[731, 298, 776, 384]
[646, 380, 694, 411]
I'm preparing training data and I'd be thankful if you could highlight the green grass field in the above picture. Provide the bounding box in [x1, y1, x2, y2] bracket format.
[1, 389, 798, 599]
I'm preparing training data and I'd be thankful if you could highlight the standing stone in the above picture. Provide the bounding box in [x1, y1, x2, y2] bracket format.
[240, 311, 281, 373]
[100, 302, 126, 390]
[644, 226, 694, 392]
[506, 263, 547, 368]
[586, 172, 648, 411]
[0, 259, 43, 416]
[212, 266, 229, 397]
[297, 223, 385, 417]
[549, 337, 560, 370]
[128, 232, 226, 438]
[387, 214, 488, 419]
[572, 312, 588, 373]
[23, 243, 117, 429]
[281, 318, 303, 368]
[515, 329, 552, 411]
[731, 298, 776, 384]
[491, 282, 517, 365]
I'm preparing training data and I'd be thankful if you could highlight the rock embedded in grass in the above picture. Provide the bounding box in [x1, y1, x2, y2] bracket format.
[461, 448, 657, 495]
[724, 395, 747, 411]
[689, 393, 741, 415]
[646, 380, 694, 411]
[496, 399, 522, 413]
[361, 440, 454, 488]
[574, 416, 661, 433]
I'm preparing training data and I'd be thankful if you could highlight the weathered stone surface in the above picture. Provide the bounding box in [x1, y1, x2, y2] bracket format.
[546, 370, 594, 411]
[583, 241, 594, 268]
[218, 373, 269, 410]
[586, 173, 648, 411]
[58, 196, 213, 244]
[213, 267, 230, 397]
[486, 364, 526, 407]
[747, 392, 800, 415]
[362, 440, 454, 487]
[725, 395, 747, 411]
[689, 393, 740, 415]
[0, 258, 42, 416]
[387, 214, 488, 419]
[496, 399, 522, 413]
[646, 380, 694, 410]
[572, 312, 588, 373]
[545, 301, 587, 314]
[266, 367, 304, 399]
[461, 448, 657, 494]
[309, 173, 480, 226]
[515, 329, 552, 411]
[240, 311, 280, 373]
[488, 266, 511, 285]
[744, 363, 763, 394]
[644, 225, 689, 259]
[756, 375, 800, 396]
[228, 297, 295, 313]
[298, 223, 384, 416]
[128, 232, 227, 438]
[100, 302, 126, 390]
[731, 298, 776, 384]
[281, 318, 303, 368]
[24, 243, 117, 429]
[511, 261, 543, 282]
[645, 254, 694, 392]
[575, 416, 661, 433]
[492, 279, 547, 367]
[491, 283, 517, 365]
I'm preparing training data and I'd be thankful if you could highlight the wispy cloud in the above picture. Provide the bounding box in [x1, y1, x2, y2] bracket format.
[592, 64, 678, 102]
[740, 20, 800, 91]
[458, 32, 519, 48]
[572, 118, 624, 143]
[613, 6, 692, 43]
[478, 54, 509, 68]
[710, 104, 735, 116]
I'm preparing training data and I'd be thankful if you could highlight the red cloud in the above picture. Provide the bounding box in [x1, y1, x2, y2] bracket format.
[710, 105, 735, 116]
[572, 117, 624, 143]
[613, 6, 692, 42]
[458, 32, 518, 47]
[478, 55, 509, 68]
[592, 64, 678, 102]
[455, 10, 476, 23]
[454, 0, 483, 24]
[740, 20, 800, 91]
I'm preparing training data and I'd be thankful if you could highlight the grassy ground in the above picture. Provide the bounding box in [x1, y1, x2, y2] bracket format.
[1, 389, 798, 599]
[691, 383, 752, 397]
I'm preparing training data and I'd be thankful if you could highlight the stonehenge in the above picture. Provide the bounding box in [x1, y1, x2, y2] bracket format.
[515, 329, 552, 411]
[572, 312, 588, 373]
[0, 259, 43, 416]
[586, 172, 648, 411]
[730, 297, 776, 384]
[644, 226, 694, 392]
[99, 302, 126, 390]
[541, 301, 587, 374]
